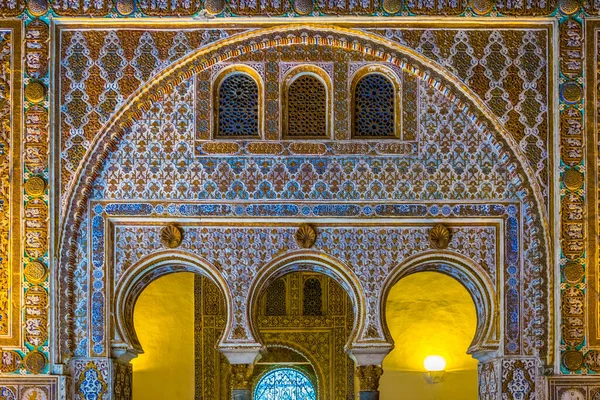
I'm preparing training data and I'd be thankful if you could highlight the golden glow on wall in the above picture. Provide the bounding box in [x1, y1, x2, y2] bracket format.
[380, 271, 478, 399]
[131, 272, 195, 400]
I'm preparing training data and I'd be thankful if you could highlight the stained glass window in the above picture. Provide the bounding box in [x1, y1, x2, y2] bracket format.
[217, 73, 259, 137]
[354, 73, 395, 137]
[254, 368, 317, 400]
[286, 75, 327, 137]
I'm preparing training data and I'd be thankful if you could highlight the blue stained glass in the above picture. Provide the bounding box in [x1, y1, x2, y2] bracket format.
[254, 368, 317, 400]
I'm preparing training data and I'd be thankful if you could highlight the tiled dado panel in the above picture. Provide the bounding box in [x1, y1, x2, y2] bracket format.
[0, 376, 64, 400]
[548, 376, 600, 399]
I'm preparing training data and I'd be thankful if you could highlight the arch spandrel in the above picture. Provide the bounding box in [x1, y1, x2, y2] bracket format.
[56, 25, 553, 373]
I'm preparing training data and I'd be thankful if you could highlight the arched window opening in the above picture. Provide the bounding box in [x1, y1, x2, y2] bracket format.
[303, 277, 323, 316]
[284, 71, 329, 138]
[381, 271, 478, 399]
[353, 73, 396, 137]
[254, 368, 317, 400]
[265, 278, 287, 316]
[216, 72, 259, 137]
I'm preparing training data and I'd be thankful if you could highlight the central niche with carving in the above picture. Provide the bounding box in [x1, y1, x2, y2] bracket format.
[254, 368, 317, 400]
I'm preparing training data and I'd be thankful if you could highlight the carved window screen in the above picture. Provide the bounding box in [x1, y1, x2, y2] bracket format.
[303, 278, 323, 316]
[265, 278, 287, 316]
[285, 75, 328, 138]
[353, 73, 396, 137]
[216, 73, 259, 137]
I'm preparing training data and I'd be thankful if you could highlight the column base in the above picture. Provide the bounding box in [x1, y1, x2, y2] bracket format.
[232, 389, 251, 400]
[359, 391, 380, 400]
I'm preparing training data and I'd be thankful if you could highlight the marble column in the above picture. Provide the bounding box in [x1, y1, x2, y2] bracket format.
[356, 365, 384, 400]
[231, 363, 255, 400]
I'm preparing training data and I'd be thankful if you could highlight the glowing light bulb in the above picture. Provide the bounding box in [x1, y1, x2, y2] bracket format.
[424, 355, 446, 372]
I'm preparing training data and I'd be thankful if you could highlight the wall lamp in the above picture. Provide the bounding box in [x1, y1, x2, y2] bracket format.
[424, 355, 446, 384]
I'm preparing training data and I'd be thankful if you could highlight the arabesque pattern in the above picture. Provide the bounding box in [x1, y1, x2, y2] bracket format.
[0, 0, 585, 396]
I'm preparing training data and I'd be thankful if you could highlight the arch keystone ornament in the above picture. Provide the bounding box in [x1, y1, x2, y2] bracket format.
[160, 224, 183, 248]
[295, 224, 317, 248]
[428, 224, 451, 249]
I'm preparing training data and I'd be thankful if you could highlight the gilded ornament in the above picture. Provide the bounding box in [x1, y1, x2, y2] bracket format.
[289, 142, 327, 155]
[246, 142, 284, 155]
[563, 261, 584, 283]
[0, 350, 22, 373]
[24, 261, 48, 284]
[295, 224, 317, 249]
[160, 225, 183, 248]
[25, 81, 46, 104]
[23, 350, 46, 374]
[116, 0, 135, 15]
[25, 20, 49, 79]
[561, 82, 583, 103]
[293, 0, 314, 15]
[24, 176, 46, 196]
[584, 350, 600, 372]
[201, 142, 240, 154]
[356, 365, 383, 391]
[230, 364, 254, 390]
[559, 0, 580, 14]
[560, 19, 583, 79]
[429, 224, 451, 249]
[562, 350, 584, 371]
[470, 0, 493, 15]
[205, 0, 226, 14]
[382, 0, 402, 13]
[25, 285, 48, 346]
[563, 169, 583, 191]
[27, 0, 49, 16]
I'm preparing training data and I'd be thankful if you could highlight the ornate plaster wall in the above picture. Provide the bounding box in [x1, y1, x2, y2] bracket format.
[0, 1, 596, 398]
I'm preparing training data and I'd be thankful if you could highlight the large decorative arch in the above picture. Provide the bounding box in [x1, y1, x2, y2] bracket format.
[112, 250, 232, 362]
[247, 250, 366, 350]
[379, 252, 499, 362]
[54, 25, 553, 367]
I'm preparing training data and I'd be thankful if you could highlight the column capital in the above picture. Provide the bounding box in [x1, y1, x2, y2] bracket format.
[356, 365, 384, 392]
[231, 363, 255, 391]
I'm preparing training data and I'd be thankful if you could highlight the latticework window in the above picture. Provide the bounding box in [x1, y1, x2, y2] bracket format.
[254, 368, 316, 400]
[353, 73, 395, 137]
[286, 75, 327, 137]
[265, 279, 287, 316]
[216, 73, 259, 137]
[303, 278, 323, 316]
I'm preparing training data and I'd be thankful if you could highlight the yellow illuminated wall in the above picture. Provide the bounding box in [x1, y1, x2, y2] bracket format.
[380, 272, 478, 400]
[130, 272, 195, 400]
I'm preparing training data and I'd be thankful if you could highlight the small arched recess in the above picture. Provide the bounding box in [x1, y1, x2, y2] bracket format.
[282, 65, 332, 139]
[213, 65, 263, 139]
[351, 64, 401, 139]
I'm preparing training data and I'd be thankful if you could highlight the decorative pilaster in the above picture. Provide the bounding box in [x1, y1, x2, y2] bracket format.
[356, 365, 384, 400]
[231, 363, 255, 400]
